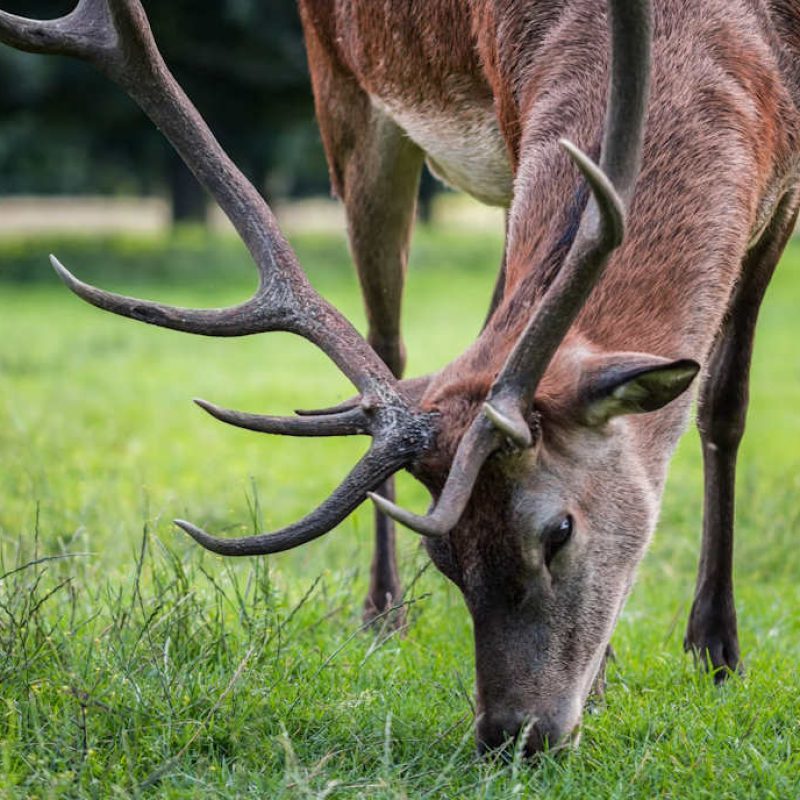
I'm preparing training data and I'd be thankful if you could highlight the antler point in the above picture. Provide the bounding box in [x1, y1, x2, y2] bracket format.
[49, 253, 66, 274]
[483, 401, 533, 449]
[173, 518, 193, 534]
[174, 518, 212, 546]
[366, 491, 386, 508]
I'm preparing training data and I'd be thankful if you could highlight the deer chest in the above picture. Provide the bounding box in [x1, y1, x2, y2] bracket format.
[370, 93, 514, 208]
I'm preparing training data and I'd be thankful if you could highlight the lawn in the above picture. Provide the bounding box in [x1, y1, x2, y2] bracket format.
[0, 226, 798, 798]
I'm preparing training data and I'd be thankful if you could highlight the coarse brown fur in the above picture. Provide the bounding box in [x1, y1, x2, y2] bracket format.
[298, 0, 800, 754]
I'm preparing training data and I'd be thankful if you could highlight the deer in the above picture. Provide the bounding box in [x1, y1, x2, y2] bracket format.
[2, 0, 799, 756]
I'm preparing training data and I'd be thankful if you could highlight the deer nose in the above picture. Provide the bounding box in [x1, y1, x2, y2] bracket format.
[476, 712, 566, 758]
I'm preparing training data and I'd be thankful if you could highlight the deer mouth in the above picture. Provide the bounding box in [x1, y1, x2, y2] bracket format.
[476, 711, 583, 759]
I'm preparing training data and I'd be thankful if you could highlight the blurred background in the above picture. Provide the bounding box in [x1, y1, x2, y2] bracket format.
[0, 0, 503, 241]
[0, 0, 335, 227]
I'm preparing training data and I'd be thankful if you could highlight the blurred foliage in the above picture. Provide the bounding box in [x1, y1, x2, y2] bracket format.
[0, 222, 504, 287]
[0, 228, 255, 284]
[0, 0, 331, 216]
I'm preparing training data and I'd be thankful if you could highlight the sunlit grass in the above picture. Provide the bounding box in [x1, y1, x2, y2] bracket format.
[0, 228, 798, 797]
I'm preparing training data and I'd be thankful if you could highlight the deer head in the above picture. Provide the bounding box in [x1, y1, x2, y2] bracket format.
[411, 343, 698, 753]
[0, 0, 699, 755]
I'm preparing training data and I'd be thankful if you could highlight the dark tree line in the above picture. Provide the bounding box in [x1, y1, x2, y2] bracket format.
[0, 0, 331, 222]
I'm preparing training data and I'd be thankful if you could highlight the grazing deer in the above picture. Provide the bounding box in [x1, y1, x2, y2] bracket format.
[2, 0, 798, 755]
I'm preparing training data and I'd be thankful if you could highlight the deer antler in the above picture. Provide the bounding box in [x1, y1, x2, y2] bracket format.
[0, 0, 435, 552]
[369, 412, 502, 536]
[372, 0, 652, 536]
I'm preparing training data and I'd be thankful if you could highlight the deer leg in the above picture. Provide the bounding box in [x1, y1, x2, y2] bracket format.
[306, 45, 425, 623]
[685, 193, 799, 680]
[342, 111, 423, 383]
[344, 118, 424, 626]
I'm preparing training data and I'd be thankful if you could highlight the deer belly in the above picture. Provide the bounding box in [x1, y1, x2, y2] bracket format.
[372, 96, 513, 207]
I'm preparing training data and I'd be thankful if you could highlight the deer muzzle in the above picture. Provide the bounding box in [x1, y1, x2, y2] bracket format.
[476, 701, 582, 758]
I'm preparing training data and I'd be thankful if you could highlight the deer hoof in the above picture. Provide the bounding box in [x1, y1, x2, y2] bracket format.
[684, 601, 741, 683]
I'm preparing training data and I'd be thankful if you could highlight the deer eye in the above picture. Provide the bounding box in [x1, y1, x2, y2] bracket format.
[543, 515, 573, 568]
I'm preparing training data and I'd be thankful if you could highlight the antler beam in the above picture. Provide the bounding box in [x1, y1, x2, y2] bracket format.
[487, 0, 651, 416]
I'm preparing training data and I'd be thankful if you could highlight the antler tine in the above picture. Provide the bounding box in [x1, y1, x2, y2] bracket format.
[174, 440, 410, 556]
[49, 255, 288, 338]
[368, 413, 502, 537]
[294, 374, 435, 417]
[485, 0, 652, 435]
[193, 398, 370, 437]
[1, 0, 395, 396]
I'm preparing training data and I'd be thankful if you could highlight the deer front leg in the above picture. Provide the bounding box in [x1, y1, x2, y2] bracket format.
[305, 34, 425, 624]
[344, 120, 424, 627]
[686, 193, 799, 680]
[342, 110, 423, 383]
[346, 118, 423, 626]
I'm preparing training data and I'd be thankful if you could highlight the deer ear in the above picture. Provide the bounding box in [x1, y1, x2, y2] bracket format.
[579, 356, 700, 426]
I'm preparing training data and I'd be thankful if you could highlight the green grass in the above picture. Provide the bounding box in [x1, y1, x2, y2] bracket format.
[0, 227, 798, 798]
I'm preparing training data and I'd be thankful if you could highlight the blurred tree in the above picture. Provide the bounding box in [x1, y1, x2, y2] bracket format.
[0, 0, 326, 222]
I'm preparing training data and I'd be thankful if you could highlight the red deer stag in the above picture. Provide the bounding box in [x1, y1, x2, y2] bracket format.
[2, 0, 798, 755]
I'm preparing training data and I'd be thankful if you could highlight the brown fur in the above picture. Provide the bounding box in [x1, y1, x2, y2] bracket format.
[298, 0, 800, 754]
